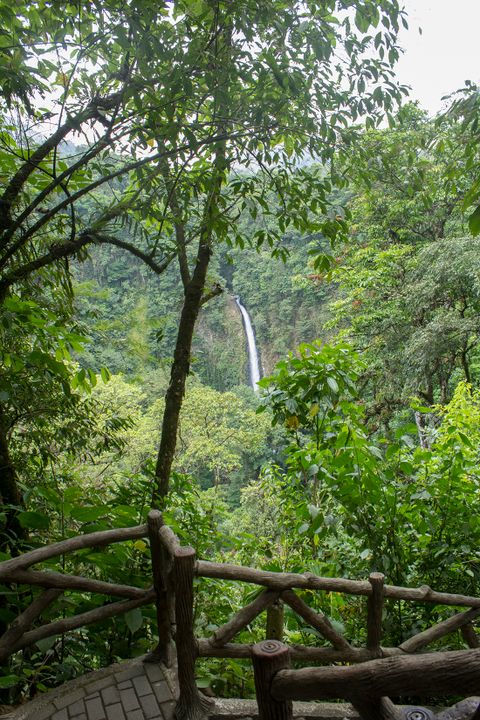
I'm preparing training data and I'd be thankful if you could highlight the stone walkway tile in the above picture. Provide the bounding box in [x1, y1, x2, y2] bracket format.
[52, 710, 68, 720]
[105, 703, 125, 720]
[70, 714, 87, 720]
[116, 681, 132, 691]
[160, 700, 175, 720]
[128, 710, 145, 720]
[54, 690, 85, 711]
[132, 676, 152, 697]
[68, 699, 86, 717]
[85, 696, 106, 720]
[151, 682, 170, 705]
[84, 693, 100, 702]
[101, 686, 120, 706]
[119, 688, 140, 712]
[139, 694, 160, 719]
[143, 665, 163, 683]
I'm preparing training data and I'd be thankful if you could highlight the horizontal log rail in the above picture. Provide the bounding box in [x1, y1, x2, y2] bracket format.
[3, 568, 148, 598]
[195, 559, 480, 608]
[0, 524, 147, 579]
[272, 647, 480, 699]
[196, 639, 403, 662]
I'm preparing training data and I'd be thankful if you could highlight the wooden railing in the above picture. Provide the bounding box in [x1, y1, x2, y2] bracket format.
[0, 523, 153, 663]
[2, 510, 480, 720]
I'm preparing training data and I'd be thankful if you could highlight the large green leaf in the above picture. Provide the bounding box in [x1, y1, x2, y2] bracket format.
[125, 608, 143, 634]
[18, 511, 50, 530]
[469, 205, 480, 236]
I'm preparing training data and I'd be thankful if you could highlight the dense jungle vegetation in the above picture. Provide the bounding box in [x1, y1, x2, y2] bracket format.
[1, 0, 480, 705]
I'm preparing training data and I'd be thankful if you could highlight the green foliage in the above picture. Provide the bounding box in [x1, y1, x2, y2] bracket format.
[440, 83, 480, 235]
[258, 340, 362, 436]
[0, 294, 119, 490]
[6, 0, 480, 705]
[261, 346, 480, 592]
[327, 109, 480, 426]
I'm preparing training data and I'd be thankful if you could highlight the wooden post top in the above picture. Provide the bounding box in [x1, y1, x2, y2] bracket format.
[252, 640, 290, 659]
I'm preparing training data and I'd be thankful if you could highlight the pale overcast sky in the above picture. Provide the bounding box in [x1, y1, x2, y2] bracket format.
[395, 0, 480, 116]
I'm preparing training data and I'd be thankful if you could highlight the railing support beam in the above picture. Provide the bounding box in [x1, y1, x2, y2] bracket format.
[266, 599, 284, 642]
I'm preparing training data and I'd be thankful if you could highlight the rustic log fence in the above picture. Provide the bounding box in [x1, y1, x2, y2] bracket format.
[0, 523, 152, 663]
[1, 510, 480, 720]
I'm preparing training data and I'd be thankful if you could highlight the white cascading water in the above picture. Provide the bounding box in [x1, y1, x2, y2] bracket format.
[234, 296, 261, 391]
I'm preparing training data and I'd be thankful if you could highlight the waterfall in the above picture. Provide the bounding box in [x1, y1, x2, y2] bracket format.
[235, 296, 261, 391]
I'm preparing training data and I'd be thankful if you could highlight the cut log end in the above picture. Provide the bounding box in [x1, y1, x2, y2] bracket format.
[252, 640, 288, 659]
[175, 546, 196, 560]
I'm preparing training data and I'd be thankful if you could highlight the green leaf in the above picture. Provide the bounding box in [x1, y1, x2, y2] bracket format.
[368, 445, 383, 460]
[100, 366, 111, 383]
[355, 10, 370, 33]
[125, 608, 143, 634]
[70, 506, 106, 523]
[326, 376, 339, 393]
[18, 511, 50, 530]
[35, 635, 58, 652]
[196, 679, 211, 689]
[469, 205, 480, 236]
[0, 675, 20, 688]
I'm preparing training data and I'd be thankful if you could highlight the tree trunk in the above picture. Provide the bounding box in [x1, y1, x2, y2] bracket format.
[152, 241, 211, 507]
[461, 346, 471, 384]
[414, 411, 430, 450]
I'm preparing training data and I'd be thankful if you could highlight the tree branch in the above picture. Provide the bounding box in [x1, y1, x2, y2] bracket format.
[0, 92, 123, 225]
[1, 127, 255, 266]
[0, 230, 173, 299]
[94, 234, 174, 275]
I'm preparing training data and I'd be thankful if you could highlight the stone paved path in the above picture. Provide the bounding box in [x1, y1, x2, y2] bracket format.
[9, 657, 177, 720]
[6, 657, 360, 720]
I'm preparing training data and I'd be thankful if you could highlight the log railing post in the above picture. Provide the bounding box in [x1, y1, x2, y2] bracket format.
[367, 572, 385, 655]
[147, 510, 174, 666]
[266, 599, 284, 641]
[252, 640, 292, 720]
[174, 546, 213, 720]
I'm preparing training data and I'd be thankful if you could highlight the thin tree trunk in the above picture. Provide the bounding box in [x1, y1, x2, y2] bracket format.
[414, 411, 430, 450]
[152, 239, 212, 507]
[461, 346, 471, 384]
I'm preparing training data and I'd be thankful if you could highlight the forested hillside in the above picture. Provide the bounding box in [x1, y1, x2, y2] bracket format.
[73, 220, 333, 386]
[1, 0, 480, 707]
